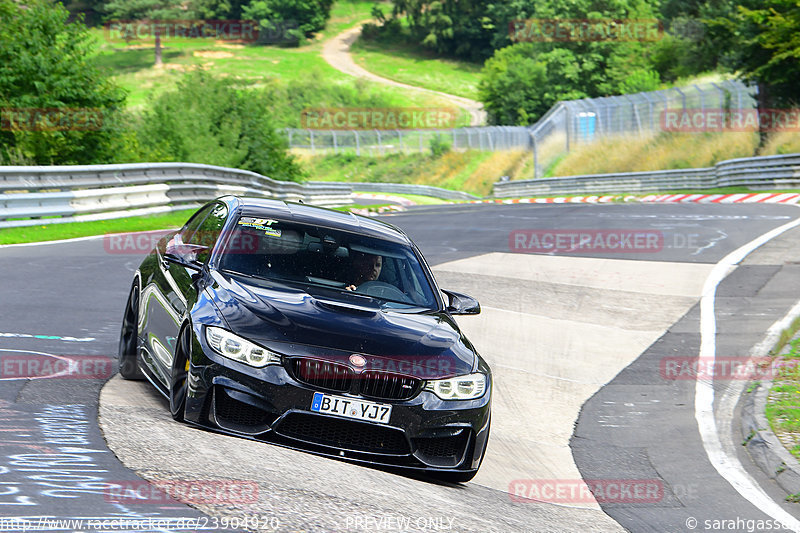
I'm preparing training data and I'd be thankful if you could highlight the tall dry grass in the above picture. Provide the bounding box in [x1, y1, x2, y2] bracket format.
[460, 151, 529, 195]
[761, 132, 800, 156]
[549, 132, 760, 176]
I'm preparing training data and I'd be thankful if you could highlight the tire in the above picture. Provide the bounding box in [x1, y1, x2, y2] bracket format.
[169, 325, 192, 422]
[118, 283, 144, 380]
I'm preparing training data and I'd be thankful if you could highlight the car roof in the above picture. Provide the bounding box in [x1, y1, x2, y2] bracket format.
[222, 196, 411, 245]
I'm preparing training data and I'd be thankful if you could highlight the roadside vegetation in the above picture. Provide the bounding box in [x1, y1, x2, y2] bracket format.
[302, 150, 529, 196]
[349, 38, 481, 100]
[367, 0, 800, 130]
[89, 1, 438, 111]
[547, 132, 761, 177]
[0, 0, 797, 194]
[300, 128, 798, 194]
[0, 210, 196, 245]
[766, 335, 800, 462]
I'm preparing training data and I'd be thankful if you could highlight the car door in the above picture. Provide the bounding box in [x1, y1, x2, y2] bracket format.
[143, 202, 228, 388]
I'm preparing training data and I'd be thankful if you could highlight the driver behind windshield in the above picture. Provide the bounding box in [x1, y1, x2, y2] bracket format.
[345, 252, 382, 291]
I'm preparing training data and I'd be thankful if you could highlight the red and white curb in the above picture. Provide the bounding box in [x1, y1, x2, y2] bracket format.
[469, 192, 800, 205]
[640, 192, 800, 204]
[349, 192, 800, 216]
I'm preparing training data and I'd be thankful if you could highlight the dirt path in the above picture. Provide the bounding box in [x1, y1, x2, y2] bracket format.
[321, 24, 487, 126]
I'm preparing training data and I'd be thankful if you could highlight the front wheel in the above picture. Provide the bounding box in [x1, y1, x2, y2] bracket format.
[118, 283, 144, 380]
[169, 325, 192, 422]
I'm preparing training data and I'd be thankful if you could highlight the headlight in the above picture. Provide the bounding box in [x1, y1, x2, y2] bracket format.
[424, 373, 487, 400]
[205, 327, 280, 367]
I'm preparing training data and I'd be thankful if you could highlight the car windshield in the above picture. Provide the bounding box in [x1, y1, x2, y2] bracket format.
[217, 216, 439, 310]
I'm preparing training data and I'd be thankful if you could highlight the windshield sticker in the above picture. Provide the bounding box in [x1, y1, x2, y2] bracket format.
[238, 217, 280, 232]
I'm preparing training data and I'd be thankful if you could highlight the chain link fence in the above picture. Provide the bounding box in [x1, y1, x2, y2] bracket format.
[284, 80, 758, 179]
[529, 80, 757, 177]
[284, 126, 531, 155]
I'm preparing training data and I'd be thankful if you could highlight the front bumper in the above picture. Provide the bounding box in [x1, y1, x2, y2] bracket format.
[184, 348, 492, 473]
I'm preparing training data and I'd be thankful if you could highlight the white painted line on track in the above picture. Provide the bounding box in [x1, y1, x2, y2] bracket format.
[696, 209, 800, 531]
[0, 332, 95, 342]
[0, 233, 106, 248]
[0, 229, 175, 249]
[714, 297, 800, 527]
[0, 349, 74, 380]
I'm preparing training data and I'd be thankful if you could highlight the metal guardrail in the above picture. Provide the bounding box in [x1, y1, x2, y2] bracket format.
[0, 163, 353, 228]
[492, 154, 800, 197]
[3, 153, 798, 228]
[311, 181, 479, 201]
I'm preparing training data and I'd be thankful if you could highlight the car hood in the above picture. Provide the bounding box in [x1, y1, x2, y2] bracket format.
[206, 271, 477, 379]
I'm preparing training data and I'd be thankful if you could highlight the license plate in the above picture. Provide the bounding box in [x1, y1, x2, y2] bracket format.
[310, 392, 392, 424]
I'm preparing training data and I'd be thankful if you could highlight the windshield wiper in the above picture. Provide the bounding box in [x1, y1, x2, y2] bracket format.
[220, 268, 256, 278]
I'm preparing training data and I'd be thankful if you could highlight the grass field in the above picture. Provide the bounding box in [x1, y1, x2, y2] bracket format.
[349, 38, 482, 100]
[546, 132, 761, 177]
[544, 131, 800, 178]
[0, 203, 397, 245]
[299, 130, 800, 196]
[79, 5, 800, 193]
[89, 1, 453, 112]
[766, 335, 800, 463]
[302, 150, 530, 196]
[0, 210, 199, 245]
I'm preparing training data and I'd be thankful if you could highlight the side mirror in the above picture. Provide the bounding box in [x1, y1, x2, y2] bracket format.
[442, 289, 481, 315]
[164, 238, 208, 271]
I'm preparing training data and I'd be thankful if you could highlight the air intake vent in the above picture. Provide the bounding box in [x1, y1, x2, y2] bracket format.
[276, 412, 410, 455]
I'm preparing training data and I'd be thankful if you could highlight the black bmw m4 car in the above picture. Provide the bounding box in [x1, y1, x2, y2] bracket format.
[119, 196, 491, 482]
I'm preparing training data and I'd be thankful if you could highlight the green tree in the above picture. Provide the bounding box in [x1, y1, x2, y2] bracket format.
[63, 0, 107, 26]
[724, 0, 800, 107]
[618, 69, 662, 94]
[102, 0, 186, 66]
[476, 0, 663, 124]
[381, 0, 660, 62]
[479, 44, 587, 125]
[193, 0, 248, 20]
[0, 0, 127, 165]
[242, 0, 334, 41]
[136, 72, 304, 181]
[386, 0, 513, 61]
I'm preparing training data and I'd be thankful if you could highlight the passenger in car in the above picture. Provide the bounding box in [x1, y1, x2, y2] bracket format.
[345, 252, 383, 291]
